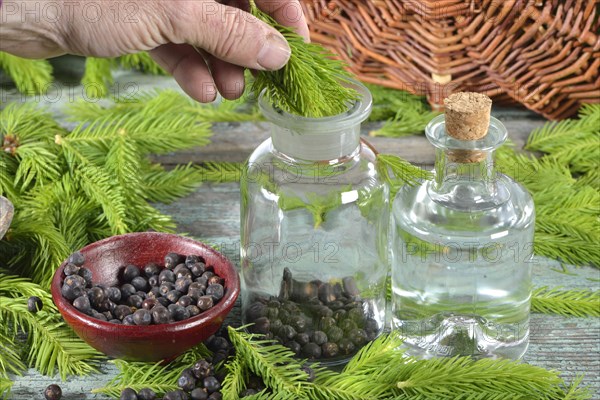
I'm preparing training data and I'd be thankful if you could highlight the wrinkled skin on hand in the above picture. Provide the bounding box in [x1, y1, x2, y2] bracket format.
[0, 0, 309, 101]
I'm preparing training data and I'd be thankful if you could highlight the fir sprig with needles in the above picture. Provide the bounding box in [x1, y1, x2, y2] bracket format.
[366, 83, 441, 137]
[0, 101, 212, 287]
[0, 52, 53, 94]
[66, 88, 262, 123]
[376, 154, 434, 199]
[0, 273, 103, 384]
[532, 287, 600, 318]
[526, 104, 599, 174]
[0, 50, 165, 97]
[217, 329, 591, 400]
[249, 1, 358, 118]
[495, 106, 600, 268]
[196, 162, 245, 184]
[78, 54, 167, 98]
[222, 355, 248, 400]
[383, 279, 599, 319]
[227, 326, 311, 395]
[92, 344, 212, 397]
[0, 378, 13, 400]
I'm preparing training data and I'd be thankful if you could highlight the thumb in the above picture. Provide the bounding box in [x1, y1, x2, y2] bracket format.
[170, 2, 291, 71]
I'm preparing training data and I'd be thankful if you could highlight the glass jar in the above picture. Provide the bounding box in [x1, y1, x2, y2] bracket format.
[240, 80, 388, 364]
[390, 114, 535, 360]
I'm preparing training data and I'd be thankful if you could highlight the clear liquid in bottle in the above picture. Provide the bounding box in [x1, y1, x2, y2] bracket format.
[390, 94, 534, 360]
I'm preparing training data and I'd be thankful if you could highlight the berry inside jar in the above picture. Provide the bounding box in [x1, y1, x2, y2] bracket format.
[244, 268, 381, 363]
[60, 251, 226, 325]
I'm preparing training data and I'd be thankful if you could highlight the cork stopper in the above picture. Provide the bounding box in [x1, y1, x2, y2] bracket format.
[443, 92, 492, 162]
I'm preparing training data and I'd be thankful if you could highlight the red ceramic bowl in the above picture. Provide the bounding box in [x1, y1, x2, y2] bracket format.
[51, 232, 240, 362]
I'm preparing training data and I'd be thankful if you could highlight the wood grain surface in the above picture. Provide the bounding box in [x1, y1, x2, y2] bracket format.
[4, 71, 598, 400]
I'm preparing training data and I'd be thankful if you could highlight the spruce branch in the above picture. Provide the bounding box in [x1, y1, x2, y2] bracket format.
[526, 104, 599, 174]
[0, 330, 26, 379]
[496, 144, 575, 193]
[249, 1, 358, 118]
[0, 52, 53, 94]
[372, 111, 437, 138]
[497, 143, 600, 267]
[576, 169, 599, 191]
[342, 332, 405, 375]
[65, 89, 192, 121]
[92, 344, 211, 398]
[365, 84, 426, 122]
[106, 130, 142, 191]
[141, 164, 205, 203]
[558, 375, 592, 400]
[0, 377, 13, 400]
[311, 369, 396, 400]
[370, 107, 439, 139]
[82, 57, 115, 98]
[126, 201, 177, 234]
[376, 154, 433, 199]
[0, 52, 165, 98]
[82, 53, 165, 98]
[227, 326, 310, 395]
[0, 153, 19, 199]
[0, 275, 103, 380]
[2, 211, 71, 287]
[13, 143, 61, 190]
[21, 176, 92, 251]
[118, 52, 166, 75]
[382, 355, 565, 399]
[363, 83, 439, 137]
[1, 101, 214, 285]
[118, 113, 212, 154]
[64, 110, 212, 155]
[1, 102, 64, 191]
[188, 97, 263, 123]
[221, 354, 248, 400]
[309, 332, 589, 399]
[383, 276, 598, 319]
[310, 334, 420, 399]
[93, 360, 182, 397]
[197, 162, 244, 184]
[0, 272, 58, 303]
[66, 89, 263, 123]
[75, 164, 129, 235]
[532, 287, 600, 318]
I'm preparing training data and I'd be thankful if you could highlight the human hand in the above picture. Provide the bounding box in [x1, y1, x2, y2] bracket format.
[0, 0, 310, 101]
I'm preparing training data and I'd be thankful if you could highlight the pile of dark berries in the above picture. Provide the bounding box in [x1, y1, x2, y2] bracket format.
[61, 251, 226, 325]
[43, 384, 62, 400]
[245, 268, 380, 360]
[121, 334, 233, 400]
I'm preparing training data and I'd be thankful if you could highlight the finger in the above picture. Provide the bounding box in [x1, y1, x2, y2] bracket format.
[254, 0, 310, 41]
[168, 2, 291, 71]
[204, 55, 246, 100]
[149, 43, 217, 103]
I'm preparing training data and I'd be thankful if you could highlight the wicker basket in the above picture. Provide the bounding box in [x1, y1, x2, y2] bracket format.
[301, 0, 600, 119]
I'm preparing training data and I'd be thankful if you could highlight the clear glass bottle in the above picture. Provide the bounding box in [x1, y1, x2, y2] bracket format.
[241, 80, 388, 364]
[390, 114, 534, 360]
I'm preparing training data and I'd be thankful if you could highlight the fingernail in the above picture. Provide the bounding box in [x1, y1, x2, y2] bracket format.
[257, 33, 291, 70]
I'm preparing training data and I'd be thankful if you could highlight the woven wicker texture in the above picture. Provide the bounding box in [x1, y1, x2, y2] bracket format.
[301, 0, 600, 119]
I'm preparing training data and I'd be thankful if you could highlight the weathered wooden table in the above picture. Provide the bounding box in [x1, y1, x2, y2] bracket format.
[6, 71, 599, 399]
